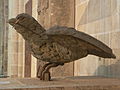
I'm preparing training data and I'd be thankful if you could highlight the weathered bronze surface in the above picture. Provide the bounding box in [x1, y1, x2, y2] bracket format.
[9, 13, 116, 81]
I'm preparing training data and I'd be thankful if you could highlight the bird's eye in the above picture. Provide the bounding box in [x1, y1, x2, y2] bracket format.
[16, 15, 20, 19]
[17, 17, 20, 19]
[16, 15, 22, 19]
[16, 16, 25, 21]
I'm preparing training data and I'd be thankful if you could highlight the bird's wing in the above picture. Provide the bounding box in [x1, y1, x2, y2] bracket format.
[46, 26, 116, 58]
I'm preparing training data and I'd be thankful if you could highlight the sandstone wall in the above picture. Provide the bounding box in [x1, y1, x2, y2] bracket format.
[75, 0, 120, 77]
[0, 0, 8, 76]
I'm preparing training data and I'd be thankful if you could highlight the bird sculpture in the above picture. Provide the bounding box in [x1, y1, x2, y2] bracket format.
[9, 13, 116, 81]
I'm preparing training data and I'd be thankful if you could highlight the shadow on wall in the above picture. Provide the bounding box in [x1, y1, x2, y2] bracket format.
[94, 59, 120, 78]
[78, 0, 117, 25]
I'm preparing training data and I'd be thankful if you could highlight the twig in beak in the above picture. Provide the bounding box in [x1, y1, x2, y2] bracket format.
[15, 19, 20, 24]
[13, 19, 20, 26]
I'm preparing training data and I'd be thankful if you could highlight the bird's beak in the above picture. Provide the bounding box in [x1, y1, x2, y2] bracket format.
[8, 18, 17, 26]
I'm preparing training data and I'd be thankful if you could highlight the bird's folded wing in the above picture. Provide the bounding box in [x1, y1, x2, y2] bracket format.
[46, 26, 116, 58]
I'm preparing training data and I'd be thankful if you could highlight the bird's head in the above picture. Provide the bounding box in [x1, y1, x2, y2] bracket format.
[8, 13, 34, 33]
[9, 13, 32, 24]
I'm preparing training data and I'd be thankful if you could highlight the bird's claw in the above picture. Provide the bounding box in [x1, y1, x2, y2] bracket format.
[37, 63, 59, 81]
[40, 71, 51, 81]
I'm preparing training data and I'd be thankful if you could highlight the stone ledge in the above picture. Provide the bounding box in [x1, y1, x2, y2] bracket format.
[0, 76, 120, 90]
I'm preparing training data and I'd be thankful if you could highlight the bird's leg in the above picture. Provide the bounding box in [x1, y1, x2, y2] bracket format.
[37, 62, 52, 78]
[41, 63, 59, 81]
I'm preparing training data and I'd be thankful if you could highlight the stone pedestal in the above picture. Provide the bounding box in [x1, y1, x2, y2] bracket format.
[0, 76, 120, 90]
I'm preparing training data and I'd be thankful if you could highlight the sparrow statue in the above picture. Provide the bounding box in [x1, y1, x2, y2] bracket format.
[9, 13, 116, 81]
